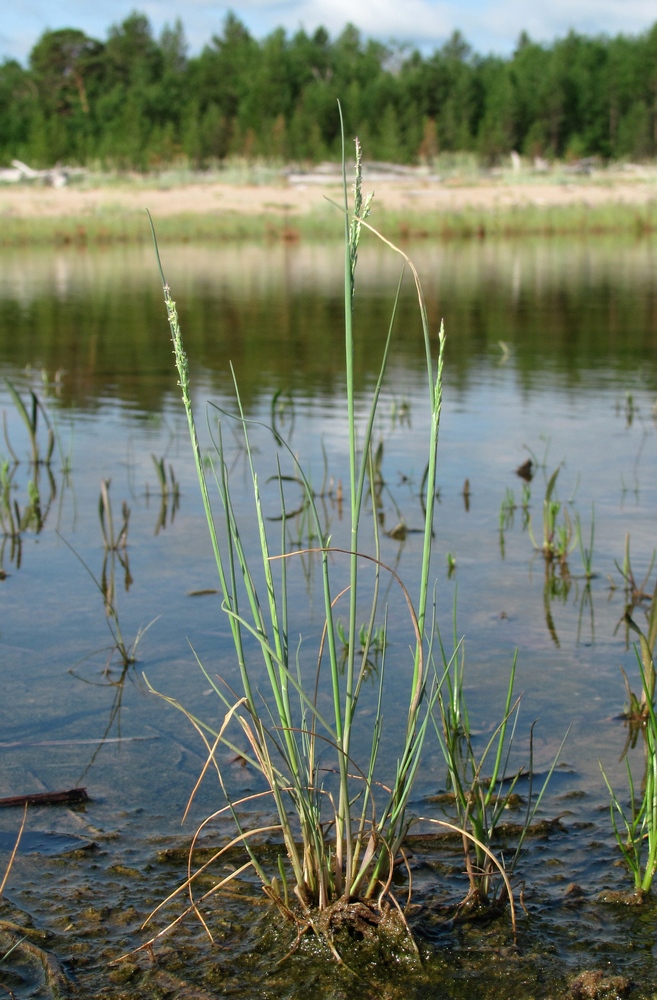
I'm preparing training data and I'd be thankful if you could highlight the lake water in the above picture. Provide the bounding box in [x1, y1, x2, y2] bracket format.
[1, 235, 656, 997]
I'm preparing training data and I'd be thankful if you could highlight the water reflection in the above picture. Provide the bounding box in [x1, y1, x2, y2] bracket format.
[0, 237, 656, 415]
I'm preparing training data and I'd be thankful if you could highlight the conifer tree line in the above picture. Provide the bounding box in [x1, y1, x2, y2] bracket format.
[3, 11, 657, 169]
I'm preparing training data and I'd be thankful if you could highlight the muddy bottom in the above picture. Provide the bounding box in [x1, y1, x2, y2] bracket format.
[3, 821, 657, 1000]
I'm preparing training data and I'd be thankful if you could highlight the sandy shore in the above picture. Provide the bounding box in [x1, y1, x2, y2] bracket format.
[2, 173, 657, 220]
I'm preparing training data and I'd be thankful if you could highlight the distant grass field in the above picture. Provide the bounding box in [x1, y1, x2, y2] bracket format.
[2, 198, 656, 247]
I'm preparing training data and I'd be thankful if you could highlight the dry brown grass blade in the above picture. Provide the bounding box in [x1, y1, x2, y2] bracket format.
[355, 215, 428, 322]
[375, 837, 397, 909]
[354, 831, 378, 885]
[399, 846, 413, 910]
[417, 817, 517, 940]
[0, 803, 27, 898]
[144, 816, 283, 929]
[291, 887, 347, 967]
[112, 860, 255, 964]
[387, 888, 420, 955]
[182, 697, 247, 823]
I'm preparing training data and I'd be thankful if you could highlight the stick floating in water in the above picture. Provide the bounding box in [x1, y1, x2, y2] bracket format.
[0, 788, 89, 809]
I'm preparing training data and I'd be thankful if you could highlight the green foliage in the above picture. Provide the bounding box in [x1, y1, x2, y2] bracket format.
[602, 650, 657, 894]
[577, 504, 595, 579]
[142, 131, 449, 951]
[5, 15, 657, 168]
[433, 631, 567, 908]
[4, 379, 54, 466]
[528, 466, 577, 565]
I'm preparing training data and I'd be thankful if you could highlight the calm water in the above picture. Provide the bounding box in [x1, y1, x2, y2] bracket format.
[1, 236, 657, 997]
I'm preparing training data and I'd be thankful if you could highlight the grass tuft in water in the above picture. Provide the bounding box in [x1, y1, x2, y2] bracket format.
[99, 479, 130, 552]
[615, 532, 656, 610]
[140, 126, 455, 958]
[576, 504, 596, 579]
[60, 493, 155, 671]
[150, 454, 180, 533]
[602, 645, 657, 894]
[432, 608, 567, 914]
[528, 466, 577, 565]
[620, 580, 657, 728]
[3, 379, 54, 467]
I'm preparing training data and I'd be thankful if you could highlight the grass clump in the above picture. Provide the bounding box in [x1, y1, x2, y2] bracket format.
[603, 664, 657, 894]
[137, 127, 455, 959]
[528, 466, 577, 565]
[602, 576, 657, 893]
[3, 379, 54, 467]
[0, 380, 63, 571]
[431, 616, 567, 913]
[614, 575, 657, 764]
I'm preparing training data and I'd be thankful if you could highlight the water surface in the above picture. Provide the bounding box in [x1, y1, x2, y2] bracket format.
[1, 235, 656, 997]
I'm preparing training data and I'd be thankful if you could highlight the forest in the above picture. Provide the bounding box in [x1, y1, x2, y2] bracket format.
[2, 11, 657, 169]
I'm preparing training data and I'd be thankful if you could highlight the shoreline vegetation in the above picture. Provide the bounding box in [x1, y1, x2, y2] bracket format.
[2, 162, 657, 245]
[7, 14, 657, 172]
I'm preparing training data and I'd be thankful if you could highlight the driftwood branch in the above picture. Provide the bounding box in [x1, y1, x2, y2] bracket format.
[0, 788, 89, 809]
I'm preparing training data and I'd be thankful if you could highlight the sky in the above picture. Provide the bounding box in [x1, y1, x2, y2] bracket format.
[2, 0, 657, 64]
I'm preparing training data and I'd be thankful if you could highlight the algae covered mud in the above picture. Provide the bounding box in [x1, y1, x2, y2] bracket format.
[0, 234, 656, 998]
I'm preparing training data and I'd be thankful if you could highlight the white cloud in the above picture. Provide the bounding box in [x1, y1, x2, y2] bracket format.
[191, 0, 657, 52]
[457, 0, 657, 53]
[2, 0, 656, 63]
[238, 0, 455, 45]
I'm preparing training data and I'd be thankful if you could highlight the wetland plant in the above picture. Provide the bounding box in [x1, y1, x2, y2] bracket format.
[335, 618, 387, 676]
[67, 542, 143, 669]
[433, 639, 521, 908]
[151, 453, 180, 504]
[140, 133, 465, 958]
[270, 388, 295, 445]
[528, 466, 577, 565]
[614, 532, 656, 609]
[576, 505, 596, 579]
[499, 488, 516, 530]
[603, 584, 657, 890]
[498, 489, 516, 558]
[0, 458, 56, 569]
[99, 479, 130, 552]
[3, 379, 55, 467]
[150, 454, 180, 533]
[432, 627, 566, 911]
[602, 654, 657, 894]
[61, 481, 154, 671]
[620, 581, 657, 723]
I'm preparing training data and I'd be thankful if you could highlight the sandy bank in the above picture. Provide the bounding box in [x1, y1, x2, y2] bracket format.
[2, 173, 657, 221]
